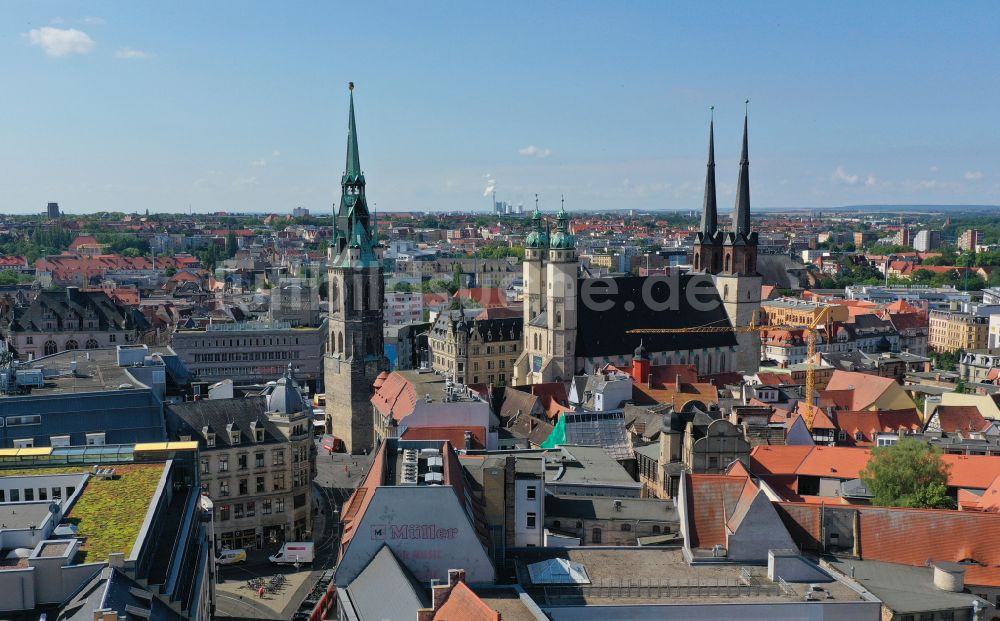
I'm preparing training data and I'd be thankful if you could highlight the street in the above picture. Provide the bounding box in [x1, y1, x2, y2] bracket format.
[214, 444, 374, 620]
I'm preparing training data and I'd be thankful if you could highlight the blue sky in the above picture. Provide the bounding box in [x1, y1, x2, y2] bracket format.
[2, 1, 1000, 214]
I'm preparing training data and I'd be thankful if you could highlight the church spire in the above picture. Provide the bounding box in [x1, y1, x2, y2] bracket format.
[700, 109, 718, 237]
[733, 102, 751, 236]
[345, 82, 361, 181]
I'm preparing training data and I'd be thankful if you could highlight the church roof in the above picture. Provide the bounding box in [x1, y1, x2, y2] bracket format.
[574, 275, 738, 359]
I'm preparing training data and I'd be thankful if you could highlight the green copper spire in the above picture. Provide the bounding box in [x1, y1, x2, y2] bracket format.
[344, 82, 362, 181]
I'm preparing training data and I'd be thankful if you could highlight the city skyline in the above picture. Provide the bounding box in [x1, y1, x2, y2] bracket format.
[3, 1, 1000, 214]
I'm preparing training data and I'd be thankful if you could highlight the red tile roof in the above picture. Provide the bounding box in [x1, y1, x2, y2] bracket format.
[933, 405, 991, 434]
[401, 425, 486, 449]
[686, 474, 747, 549]
[432, 582, 501, 621]
[371, 371, 418, 420]
[823, 370, 898, 410]
[830, 409, 923, 446]
[749, 445, 813, 476]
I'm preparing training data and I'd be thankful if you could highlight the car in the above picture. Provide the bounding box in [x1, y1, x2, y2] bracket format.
[321, 435, 343, 453]
[216, 548, 247, 565]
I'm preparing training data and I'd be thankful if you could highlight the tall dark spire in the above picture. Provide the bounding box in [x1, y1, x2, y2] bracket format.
[700, 110, 718, 237]
[345, 82, 361, 181]
[733, 103, 751, 236]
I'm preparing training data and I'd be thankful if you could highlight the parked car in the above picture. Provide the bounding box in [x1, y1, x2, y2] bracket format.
[216, 548, 247, 565]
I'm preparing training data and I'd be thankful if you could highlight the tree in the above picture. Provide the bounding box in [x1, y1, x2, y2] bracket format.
[226, 230, 238, 258]
[121, 247, 141, 258]
[860, 439, 953, 509]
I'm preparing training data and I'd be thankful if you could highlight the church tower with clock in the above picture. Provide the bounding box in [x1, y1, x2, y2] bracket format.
[324, 83, 388, 454]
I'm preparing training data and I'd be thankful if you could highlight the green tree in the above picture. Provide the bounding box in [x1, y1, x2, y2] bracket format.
[226, 230, 238, 258]
[391, 281, 413, 293]
[121, 247, 141, 258]
[860, 439, 953, 509]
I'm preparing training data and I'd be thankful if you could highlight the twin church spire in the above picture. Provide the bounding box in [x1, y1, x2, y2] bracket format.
[699, 105, 753, 242]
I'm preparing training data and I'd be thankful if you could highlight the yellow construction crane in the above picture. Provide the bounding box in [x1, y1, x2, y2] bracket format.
[627, 306, 831, 428]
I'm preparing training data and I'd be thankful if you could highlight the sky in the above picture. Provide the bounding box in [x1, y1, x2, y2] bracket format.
[2, 2, 1000, 215]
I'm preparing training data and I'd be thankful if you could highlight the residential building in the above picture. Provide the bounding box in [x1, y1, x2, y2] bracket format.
[165, 366, 315, 547]
[990, 312, 1000, 349]
[324, 87, 389, 454]
[959, 348, 1000, 384]
[958, 228, 981, 252]
[913, 229, 942, 252]
[370, 369, 498, 449]
[171, 320, 327, 390]
[385, 290, 424, 325]
[1, 287, 149, 360]
[459, 452, 547, 554]
[334, 439, 495, 588]
[268, 278, 321, 327]
[384, 321, 430, 371]
[760, 297, 850, 326]
[428, 309, 522, 386]
[929, 309, 990, 353]
[0, 442, 214, 619]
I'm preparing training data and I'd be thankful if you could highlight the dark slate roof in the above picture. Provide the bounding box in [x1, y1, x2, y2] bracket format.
[574, 276, 737, 358]
[9, 289, 146, 333]
[344, 545, 429, 621]
[756, 255, 807, 289]
[545, 495, 678, 522]
[430, 311, 523, 342]
[165, 396, 285, 447]
[58, 567, 184, 621]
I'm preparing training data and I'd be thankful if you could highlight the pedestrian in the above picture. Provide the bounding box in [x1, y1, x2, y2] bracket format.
[345, 465, 349, 475]
[257, 585, 265, 599]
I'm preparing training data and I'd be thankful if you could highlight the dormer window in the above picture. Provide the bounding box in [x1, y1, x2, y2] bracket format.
[230, 430, 241, 445]
[207, 433, 216, 447]
[251, 421, 264, 443]
[256, 428, 265, 443]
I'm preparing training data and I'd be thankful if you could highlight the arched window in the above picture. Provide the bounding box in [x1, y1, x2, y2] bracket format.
[694, 253, 700, 271]
[65, 339, 79, 350]
[338, 332, 344, 354]
[718, 352, 726, 371]
[44, 341, 58, 356]
[85, 339, 99, 349]
[724, 254, 731, 272]
[706, 354, 713, 374]
[693, 355, 700, 372]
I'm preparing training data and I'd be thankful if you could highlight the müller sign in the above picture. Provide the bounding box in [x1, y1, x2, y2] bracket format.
[370, 524, 459, 541]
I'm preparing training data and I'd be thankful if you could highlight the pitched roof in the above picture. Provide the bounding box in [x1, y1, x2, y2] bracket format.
[932, 405, 991, 434]
[686, 474, 747, 549]
[830, 409, 923, 446]
[748, 445, 813, 476]
[432, 582, 500, 621]
[401, 425, 486, 449]
[346, 545, 428, 621]
[823, 370, 898, 410]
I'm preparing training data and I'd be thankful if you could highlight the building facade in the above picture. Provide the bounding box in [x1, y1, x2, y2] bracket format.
[929, 309, 990, 353]
[166, 368, 314, 548]
[2, 288, 148, 360]
[324, 85, 389, 454]
[171, 320, 326, 390]
[429, 310, 522, 386]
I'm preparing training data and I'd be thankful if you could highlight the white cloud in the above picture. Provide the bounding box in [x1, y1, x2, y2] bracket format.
[865, 175, 877, 186]
[233, 176, 259, 188]
[930, 165, 939, 173]
[250, 159, 267, 168]
[83, 16, 105, 25]
[518, 145, 552, 158]
[114, 48, 149, 59]
[26, 27, 95, 57]
[964, 170, 984, 181]
[832, 166, 859, 186]
[271, 150, 281, 157]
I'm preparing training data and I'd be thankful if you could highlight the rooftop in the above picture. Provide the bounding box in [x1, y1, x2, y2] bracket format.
[511, 548, 865, 606]
[827, 557, 987, 614]
[3, 346, 176, 397]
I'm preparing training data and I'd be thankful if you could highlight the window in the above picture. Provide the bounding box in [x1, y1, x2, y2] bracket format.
[13, 438, 34, 448]
[230, 430, 241, 445]
[276, 498, 285, 513]
[206, 433, 216, 448]
[219, 456, 229, 472]
[44, 341, 57, 355]
[652, 525, 661, 534]
[7, 415, 41, 427]
[26, 337, 32, 345]
[24, 488, 34, 501]
[246, 501, 255, 517]
[273, 450, 285, 466]
[219, 480, 230, 496]
[854, 431, 865, 441]
[9, 489, 19, 502]
[201, 458, 210, 474]
[239, 479, 248, 495]
[592, 527, 602, 544]
[621, 523, 631, 532]
[86, 433, 106, 446]
[65, 339, 78, 350]
[262, 499, 272, 515]
[256, 428, 265, 443]
[238, 454, 248, 470]
[256, 476, 266, 493]
[52, 487, 62, 500]
[526, 485, 537, 500]
[50, 435, 71, 447]
[109, 334, 116, 343]
[526, 512, 537, 529]
[38, 487, 47, 501]
[274, 473, 286, 491]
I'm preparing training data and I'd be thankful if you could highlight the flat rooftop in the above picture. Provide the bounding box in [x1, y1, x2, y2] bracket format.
[396, 369, 485, 405]
[513, 548, 865, 606]
[0, 502, 53, 531]
[5, 347, 174, 397]
[0, 463, 164, 563]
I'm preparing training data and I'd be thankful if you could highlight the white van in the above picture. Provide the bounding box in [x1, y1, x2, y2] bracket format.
[268, 541, 314, 565]
[216, 548, 247, 565]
